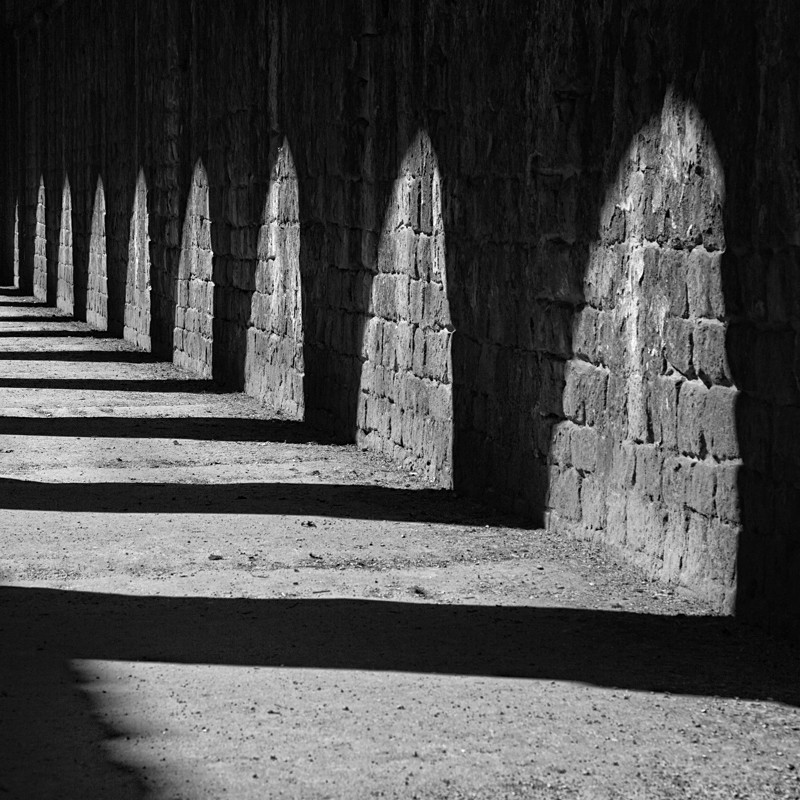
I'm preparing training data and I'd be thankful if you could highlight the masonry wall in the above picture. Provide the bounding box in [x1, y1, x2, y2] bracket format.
[3, 0, 799, 635]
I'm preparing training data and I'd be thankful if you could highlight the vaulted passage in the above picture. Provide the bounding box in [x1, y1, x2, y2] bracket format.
[1, 2, 799, 795]
[1, 0, 798, 625]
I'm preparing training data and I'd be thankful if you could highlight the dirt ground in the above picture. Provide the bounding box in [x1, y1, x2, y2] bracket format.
[1, 288, 799, 800]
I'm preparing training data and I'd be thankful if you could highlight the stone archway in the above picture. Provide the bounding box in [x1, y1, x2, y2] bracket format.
[173, 160, 214, 378]
[547, 88, 736, 609]
[86, 177, 108, 331]
[244, 141, 304, 417]
[33, 177, 46, 302]
[56, 177, 74, 316]
[357, 131, 453, 485]
[124, 170, 151, 351]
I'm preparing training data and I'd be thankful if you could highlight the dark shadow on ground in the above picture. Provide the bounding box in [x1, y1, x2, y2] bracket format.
[0, 642, 146, 800]
[0, 287, 22, 296]
[0, 329, 116, 339]
[0, 350, 157, 363]
[0, 479, 504, 525]
[0, 315, 77, 323]
[0, 301, 51, 308]
[3, 587, 799, 702]
[0, 378, 224, 393]
[0, 416, 335, 443]
[5, 588, 797, 799]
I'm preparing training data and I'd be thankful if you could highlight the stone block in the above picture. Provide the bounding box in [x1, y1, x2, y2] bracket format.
[702, 384, 739, 460]
[664, 315, 693, 376]
[687, 248, 725, 319]
[572, 306, 599, 362]
[685, 513, 738, 597]
[677, 380, 707, 457]
[610, 440, 636, 490]
[647, 374, 681, 450]
[625, 493, 667, 556]
[562, 359, 608, 426]
[580, 475, 606, 529]
[549, 421, 572, 466]
[571, 424, 599, 473]
[634, 444, 662, 501]
[656, 247, 689, 317]
[547, 466, 582, 522]
[662, 455, 692, 508]
[693, 319, 731, 385]
[687, 459, 716, 517]
[715, 460, 742, 524]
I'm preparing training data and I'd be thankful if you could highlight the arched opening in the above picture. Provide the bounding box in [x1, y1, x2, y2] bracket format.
[13, 198, 19, 288]
[33, 177, 47, 302]
[546, 88, 734, 609]
[357, 131, 453, 485]
[86, 177, 108, 330]
[173, 160, 214, 378]
[124, 170, 151, 351]
[56, 177, 74, 315]
[245, 142, 303, 417]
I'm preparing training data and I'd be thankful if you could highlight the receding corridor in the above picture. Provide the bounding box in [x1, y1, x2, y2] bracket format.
[1, 285, 799, 799]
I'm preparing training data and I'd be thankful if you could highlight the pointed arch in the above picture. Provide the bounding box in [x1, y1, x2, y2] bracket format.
[86, 177, 108, 330]
[173, 160, 214, 377]
[33, 177, 47, 302]
[357, 130, 453, 484]
[244, 141, 304, 417]
[547, 88, 734, 608]
[56, 176, 74, 315]
[124, 170, 151, 351]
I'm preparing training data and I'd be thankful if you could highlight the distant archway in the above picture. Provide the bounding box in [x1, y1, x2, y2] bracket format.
[56, 177, 74, 315]
[86, 178, 108, 330]
[173, 161, 214, 378]
[33, 177, 47, 302]
[124, 170, 151, 351]
[244, 142, 303, 417]
[13, 198, 19, 288]
[357, 131, 453, 484]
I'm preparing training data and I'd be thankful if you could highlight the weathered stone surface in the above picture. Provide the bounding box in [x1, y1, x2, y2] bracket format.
[4, 0, 800, 633]
[123, 172, 151, 352]
[173, 161, 214, 379]
[243, 144, 304, 418]
[86, 178, 109, 331]
[56, 178, 74, 315]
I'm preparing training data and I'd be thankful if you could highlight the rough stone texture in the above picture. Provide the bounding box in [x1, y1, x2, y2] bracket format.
[356, 132, 453, 483]
[123, 172, 151, 351]
[56, 178, 74, 315]
[13, 200, 19, 286]
[244, 143, 304, 417]
[173, 162, 213, 378]
[86, 179, 108, 330]
[547, 91, 737, 609]
[33, 179, 46, 302]
[2, 0, 800, 635]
